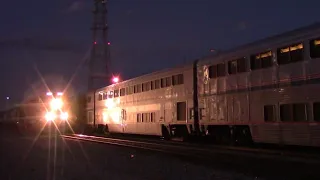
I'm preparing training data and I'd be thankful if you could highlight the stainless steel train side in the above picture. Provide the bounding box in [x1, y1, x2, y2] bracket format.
[85, 63, 196, 138]
[197, 23, 320, 147]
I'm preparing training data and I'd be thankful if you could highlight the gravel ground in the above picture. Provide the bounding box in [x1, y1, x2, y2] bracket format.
[0, 130, 256, 180]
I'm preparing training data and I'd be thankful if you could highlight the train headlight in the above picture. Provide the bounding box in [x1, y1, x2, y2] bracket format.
[60, 112, 69, 121]
[50, 98, 63, 110]
[45, 112, 56, 122]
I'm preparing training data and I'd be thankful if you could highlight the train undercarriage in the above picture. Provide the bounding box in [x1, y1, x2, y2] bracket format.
[80, 123, 253, 146]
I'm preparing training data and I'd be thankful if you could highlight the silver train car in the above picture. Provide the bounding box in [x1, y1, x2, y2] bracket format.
[85, 23, 320, 147]
[86, 63, 197, 139]
[197, 23, 320, 147]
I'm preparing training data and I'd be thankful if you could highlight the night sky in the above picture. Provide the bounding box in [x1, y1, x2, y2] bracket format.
[0, 0, 319, 109]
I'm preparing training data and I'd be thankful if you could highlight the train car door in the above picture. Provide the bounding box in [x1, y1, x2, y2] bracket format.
[160, 104, 165, 123]
[121, 109, 126, 133]
[88, 111, 94, 125]
[164, 102, 172, 123]
[177, 102, 187, 121]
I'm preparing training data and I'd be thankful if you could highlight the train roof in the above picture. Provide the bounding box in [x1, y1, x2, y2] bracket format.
[198, 22, 320, 65]
[95, 62, 193, 92]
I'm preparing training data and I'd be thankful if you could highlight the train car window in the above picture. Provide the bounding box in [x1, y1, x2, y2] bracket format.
[137, 84, 142, 93]
[264, 105, 276, 122]
[310, 38, 320, 59]
[142, 83, 147, 92]
[290, 43, 304, 62]
[161, 78, 166, 88]
[120, 88, 125, 96]
[134, 84, 142, 93]
[108, 91, 114, 98]
[142, 113, 147, 122]
[172, 75, 178, 85]
[280, 104, 293, 121]
[173, 74, 184, 85]
[209, 65, 217, 78]
[151, 81, 155, 90]
[293, 103, 307, 121]
[237, 57, 247, 73]
[150, 112, 155, 122]
[277, 43, 304, 65]
[146, 81, 151, 91]
[114, 89, 119, 97]
[103, 92, 108, 100]
[261, 51, 273, 68]
[137, 113, 141, 123]
[130, 86, 134, 94]
[277, 47, 290, 64]
[313, 102, 320, 121]
[251, 51, 273, 70]
[228, 60, 237, 75]
[250, 54, 261, 70]
[144, 82, 150, 91]
[155, 79, 160, 89]
[166, 77, 172, 87]
[217, 63, 226, 77]
[189, 108, 194, 119]
[146, 113, 150, 122]
[127, 86, 133, 95]
[177, 102, 187, 121]
[134, 85, 138, 93]
[98, 93, 103, 101]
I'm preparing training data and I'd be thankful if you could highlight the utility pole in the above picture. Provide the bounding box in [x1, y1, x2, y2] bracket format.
[88, 0, 110, 90]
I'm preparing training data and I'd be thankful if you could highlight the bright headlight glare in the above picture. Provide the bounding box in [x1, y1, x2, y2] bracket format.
[50, 98, 63, 110]
[45, 112, 56, 122]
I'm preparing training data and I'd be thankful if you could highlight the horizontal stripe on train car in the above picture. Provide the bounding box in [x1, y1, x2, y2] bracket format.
[198, 122, 320, 125]
[200, 77, 320, 96]
[93, 122, 320, 125]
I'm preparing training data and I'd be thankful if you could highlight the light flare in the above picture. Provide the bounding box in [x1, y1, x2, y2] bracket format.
[60, 112, 69, 121]
[45, 112, 56, 122]
[50, 98, 63, 110]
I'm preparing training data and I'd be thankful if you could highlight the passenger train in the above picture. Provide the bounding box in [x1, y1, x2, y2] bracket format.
[86, 23, 320, 147]
[0, 91, 84, 135]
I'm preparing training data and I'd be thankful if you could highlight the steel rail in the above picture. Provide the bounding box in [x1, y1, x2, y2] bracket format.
[61, 134, 320, 164]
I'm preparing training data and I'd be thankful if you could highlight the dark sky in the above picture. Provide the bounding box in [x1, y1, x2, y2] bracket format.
[0, 0, 319, 109]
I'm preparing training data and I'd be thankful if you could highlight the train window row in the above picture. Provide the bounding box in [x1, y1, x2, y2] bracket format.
[208, 38, 320, 79]
[264, 102, 320, 122]
[137, 112, 156, 123]
[94, 74, 184, 101]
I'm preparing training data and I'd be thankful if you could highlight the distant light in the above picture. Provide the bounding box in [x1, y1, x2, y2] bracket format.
[210, 49, 215, 52]
[107, 42, 111, 45]
[6, 97, 9, 100]
[57, 92, 63, 96]
[94, 41, 97, 45]
[112, 76, 119, 83]
[46, 92, 53, 96]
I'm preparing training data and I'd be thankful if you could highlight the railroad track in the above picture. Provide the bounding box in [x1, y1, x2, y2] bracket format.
[61, 134, 320, 164]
